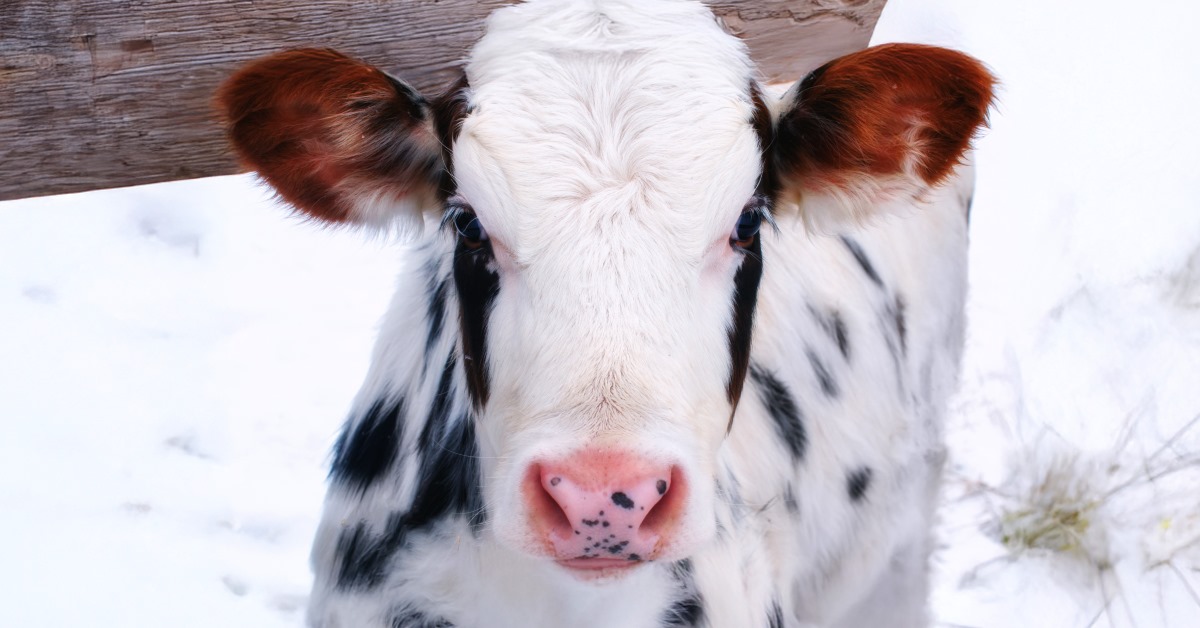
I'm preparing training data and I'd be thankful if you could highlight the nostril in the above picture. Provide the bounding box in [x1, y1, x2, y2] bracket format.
[638, 466, 685, 536]
[525, 465, 573, 540]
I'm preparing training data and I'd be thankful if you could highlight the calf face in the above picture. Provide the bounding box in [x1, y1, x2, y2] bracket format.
[218, 0, 992, 578]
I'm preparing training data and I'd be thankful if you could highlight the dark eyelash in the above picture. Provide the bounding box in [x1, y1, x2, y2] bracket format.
[749, 195, 778, 233]
[441, 196, 472, 232]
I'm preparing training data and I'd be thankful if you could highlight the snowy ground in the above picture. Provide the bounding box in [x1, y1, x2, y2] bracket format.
[2, 0, 1198, 626]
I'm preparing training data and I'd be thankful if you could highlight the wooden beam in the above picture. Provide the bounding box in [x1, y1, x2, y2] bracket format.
[0, 0, 886, 202]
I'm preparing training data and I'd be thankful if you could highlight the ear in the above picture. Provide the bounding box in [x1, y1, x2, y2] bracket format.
[217, 48, 450, 229]
[773, 43, 996, 228]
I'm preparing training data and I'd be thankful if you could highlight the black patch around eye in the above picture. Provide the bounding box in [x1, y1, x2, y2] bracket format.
[724, 83, 778, 415]
[453, 234, 498, 408]
[444, 198, 499, 409]
[725, 232, 763, 408]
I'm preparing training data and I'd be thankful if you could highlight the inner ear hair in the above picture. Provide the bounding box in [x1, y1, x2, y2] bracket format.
[772, 43, 996, 227]
[216, 48, 447, 229]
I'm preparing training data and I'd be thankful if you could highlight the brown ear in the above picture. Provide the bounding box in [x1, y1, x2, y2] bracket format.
[773, 43, 996, 224]
[217, 48, 445, 227]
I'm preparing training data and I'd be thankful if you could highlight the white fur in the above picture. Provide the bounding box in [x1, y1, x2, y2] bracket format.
[305, 1, 973, 626]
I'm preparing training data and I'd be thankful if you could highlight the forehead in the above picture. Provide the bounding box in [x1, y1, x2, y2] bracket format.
[454, 0, 762, 243]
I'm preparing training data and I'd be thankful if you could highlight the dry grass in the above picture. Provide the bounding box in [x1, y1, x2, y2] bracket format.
[953, 410, 1200, 626]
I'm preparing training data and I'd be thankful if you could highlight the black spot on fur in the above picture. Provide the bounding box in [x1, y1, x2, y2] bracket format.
[334, 518, 394, 590]
[808, 305, 850, 361]
[420, 353, 456, 453]
[612, 492, 635, 509]
[847, 467, 873, 502]
[661, 559, 706, 627]
[426, 278, 449, 350]
[840, 236, 883, 287]
[783, 483, 799, 514]
[892, 295, 907, 356]
[409, 411, 486, 532]
[391, 605, 454, 628]
[749, 363, 807, 461]
[806, 348, 839, 398]
[768, 602, 784, 628]
[330, 398, 404, 492]
[336, 354, 485, 591]
[663, 596, 705, 627]
[710, 477, 739, 530]
[830, 311, 849, 359]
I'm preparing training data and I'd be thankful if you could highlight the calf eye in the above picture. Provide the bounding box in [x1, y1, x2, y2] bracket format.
[731, 210, 762, 248]
[454, 212, 489, 249]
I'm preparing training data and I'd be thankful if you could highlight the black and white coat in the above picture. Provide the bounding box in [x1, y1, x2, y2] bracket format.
[218, 1, 995, 626]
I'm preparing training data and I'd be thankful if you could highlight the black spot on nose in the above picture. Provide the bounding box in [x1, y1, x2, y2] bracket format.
[656, 479, 668, 495]
[549, 477, 561, 487]
[611, 492, 635, 509]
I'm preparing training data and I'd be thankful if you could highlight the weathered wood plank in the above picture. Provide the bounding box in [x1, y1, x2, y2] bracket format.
[0, 0, 886, 201]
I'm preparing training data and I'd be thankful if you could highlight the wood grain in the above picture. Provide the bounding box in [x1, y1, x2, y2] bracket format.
[0, 0, 886, 201]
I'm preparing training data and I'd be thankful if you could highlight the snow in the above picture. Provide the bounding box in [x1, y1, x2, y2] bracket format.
[0, 179, 396, 626]
[1, 0, 1197, 626]
[873, 0, 1200, 625]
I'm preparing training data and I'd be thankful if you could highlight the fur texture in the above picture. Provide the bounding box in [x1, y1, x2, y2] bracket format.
[216, 1, 995, 626]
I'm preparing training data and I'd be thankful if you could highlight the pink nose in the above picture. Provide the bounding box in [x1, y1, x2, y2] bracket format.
[524, 450, 684, 566]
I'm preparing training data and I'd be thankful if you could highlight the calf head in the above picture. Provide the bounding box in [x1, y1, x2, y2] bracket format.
[219, 2, 993, 579]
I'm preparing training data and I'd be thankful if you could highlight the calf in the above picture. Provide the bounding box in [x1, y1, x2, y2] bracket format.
[218, 1, 994, 626]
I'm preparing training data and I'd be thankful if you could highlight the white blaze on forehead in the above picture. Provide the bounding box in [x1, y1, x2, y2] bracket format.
[450, 0, 763, 422]
[457, 0, 762, 259]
